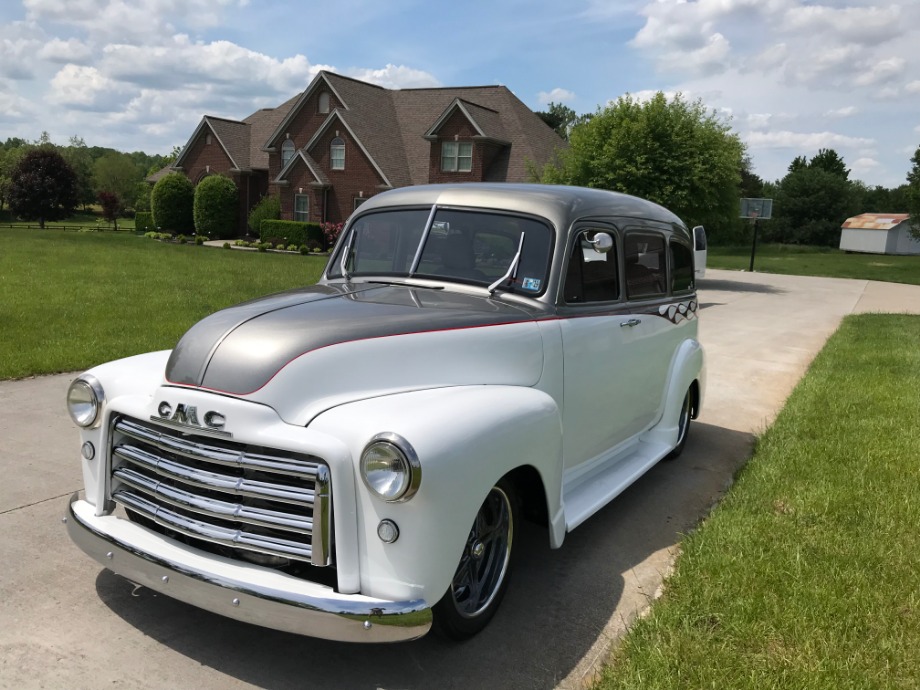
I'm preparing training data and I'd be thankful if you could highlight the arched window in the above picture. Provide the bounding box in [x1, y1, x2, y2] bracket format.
[281, 139, 295, 166]
[330, 137, 345, 170]
[318, 92, 331, 114]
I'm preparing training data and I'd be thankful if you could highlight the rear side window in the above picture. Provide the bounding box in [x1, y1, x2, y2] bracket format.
[624, 232, 666, 299]
[670, 240, 694, 293]
[563, 230, 619, 303]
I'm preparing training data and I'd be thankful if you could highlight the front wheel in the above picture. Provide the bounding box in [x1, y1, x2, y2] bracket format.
[433, 479, 517, 640]
[665, 388, 692, 460]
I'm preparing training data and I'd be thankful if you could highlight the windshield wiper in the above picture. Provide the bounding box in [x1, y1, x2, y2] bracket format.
[488, 231, 525, 295]
[367, 280, 444, 290]
[340, 229, 357, 281]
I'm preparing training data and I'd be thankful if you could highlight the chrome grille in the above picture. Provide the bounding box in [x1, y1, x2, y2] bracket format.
[109, 416, 332, 567]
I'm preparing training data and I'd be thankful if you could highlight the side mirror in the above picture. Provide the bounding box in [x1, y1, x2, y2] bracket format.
[586, 232, 614, 254]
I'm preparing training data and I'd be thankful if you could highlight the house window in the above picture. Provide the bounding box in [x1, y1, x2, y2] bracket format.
[294, 194, 309, 222]
[354, 197, 367, 210]
[206, 134, 212, 145]
[282, 139, 295, 166]
[441, 141, 472, 172]
[318, 92, 331, 114]
[331, 137, 345, 170]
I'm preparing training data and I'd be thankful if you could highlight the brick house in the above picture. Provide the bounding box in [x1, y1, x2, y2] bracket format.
[158, 71, 566, 235]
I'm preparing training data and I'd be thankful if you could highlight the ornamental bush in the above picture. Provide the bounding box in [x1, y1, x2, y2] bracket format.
[259, 219, 323, 247]
[247, 194, 280, 234]
[151, 173, 194, 234]
[134, 211, 154, 233]
[193, 174, 238, 239]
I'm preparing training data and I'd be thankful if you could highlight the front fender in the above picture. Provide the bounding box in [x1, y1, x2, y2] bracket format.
[643, 337, 705, 448]
[309, 385, 562, 604]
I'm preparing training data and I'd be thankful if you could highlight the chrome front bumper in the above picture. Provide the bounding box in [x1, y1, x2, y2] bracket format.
[65, 493, 431, 643]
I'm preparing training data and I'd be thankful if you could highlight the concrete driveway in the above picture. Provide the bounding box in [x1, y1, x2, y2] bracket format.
[2, 270, 919, 689]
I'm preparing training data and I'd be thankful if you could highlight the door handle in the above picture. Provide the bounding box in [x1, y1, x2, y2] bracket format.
[620, 318, 641, 328]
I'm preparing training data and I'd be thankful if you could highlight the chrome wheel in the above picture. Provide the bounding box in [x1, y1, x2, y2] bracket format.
[434, 480, 517, 639]
[451, 485, 513, 617]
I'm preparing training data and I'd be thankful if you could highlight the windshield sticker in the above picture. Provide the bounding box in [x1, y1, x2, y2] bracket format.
[521, 277, 541, 291]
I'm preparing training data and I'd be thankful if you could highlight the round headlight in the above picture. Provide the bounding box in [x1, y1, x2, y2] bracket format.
[66, 375, 105, 428]
[360, 433, 421, 502]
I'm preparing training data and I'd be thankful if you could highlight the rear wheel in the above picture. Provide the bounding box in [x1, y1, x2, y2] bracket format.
[433, 479, 517, 640]
[665, 388, 692, 460]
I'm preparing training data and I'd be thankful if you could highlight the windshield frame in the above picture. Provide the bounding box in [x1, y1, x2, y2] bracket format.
[326, 204, 555, 298]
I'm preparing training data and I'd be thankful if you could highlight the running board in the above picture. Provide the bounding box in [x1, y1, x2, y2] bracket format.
[563, 439, 672, 531]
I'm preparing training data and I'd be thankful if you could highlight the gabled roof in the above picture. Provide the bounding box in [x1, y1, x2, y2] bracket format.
[843, 213, 910, 230]
[258, 71, 565, 188]
[275, 149, 330, 187]
[299, 108, 394, 188]
[424, 98, 509, 145]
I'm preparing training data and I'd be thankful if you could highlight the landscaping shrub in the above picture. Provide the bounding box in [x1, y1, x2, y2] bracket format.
[260, 219, 323, 247]
[151, 173, 194, 234]
[247, 195, 280, 234]
[135, 211, 154, 233]
[193, 175, 238, 240]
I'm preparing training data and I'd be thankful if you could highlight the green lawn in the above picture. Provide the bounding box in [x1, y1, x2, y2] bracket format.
[708, 244, 920, 285]
[600, 314, 920, 689]
[0, 229, 326, 379]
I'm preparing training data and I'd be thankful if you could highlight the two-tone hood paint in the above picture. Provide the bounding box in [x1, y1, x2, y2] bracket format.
[165, 283, 545, 423]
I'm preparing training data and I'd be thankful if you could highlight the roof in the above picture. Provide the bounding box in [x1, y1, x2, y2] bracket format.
[842, 213, 910, 231]
[268, 71, 565, 187]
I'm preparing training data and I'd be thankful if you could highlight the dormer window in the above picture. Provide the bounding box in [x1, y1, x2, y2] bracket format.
[441, 141, 473, 172]
[331, 137, 345, 170]
[318, 92, 331, 114]
[282, 139, 295, 166]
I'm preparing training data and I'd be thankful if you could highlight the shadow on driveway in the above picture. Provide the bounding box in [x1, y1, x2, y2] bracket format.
[95, 421, 753, 689]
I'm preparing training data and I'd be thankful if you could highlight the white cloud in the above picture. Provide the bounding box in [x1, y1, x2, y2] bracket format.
[747, 113, 773, 129]
[854, 57, 905, 87]
[905, 81, 920, 94]
[0, 83, 38, 120]
[46, 64, 130, 111]
[537, 88, 575, 105]
[824, 106, 856, 119]
[348, 64, 440, 89]
[746, 130, 875, 150]
[850, 157, 880, 174]
[37, 37, 93, 63]
[782, 4, 904, 44]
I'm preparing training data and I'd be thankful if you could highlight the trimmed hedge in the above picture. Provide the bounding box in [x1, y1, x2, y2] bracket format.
[193, 174, 238, 240]
[135, 211, 154, 233]
[151, 173, 194, 233]
[260, 219, 323, 249]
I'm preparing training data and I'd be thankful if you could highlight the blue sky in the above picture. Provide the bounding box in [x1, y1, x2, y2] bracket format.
[1, 0, 918, 189]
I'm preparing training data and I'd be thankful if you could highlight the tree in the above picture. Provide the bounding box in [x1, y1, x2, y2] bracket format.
[810, 148, 849, 180]
[151, 172, 194, 233]
[8, 148, 78, 228]
[535, 102, 579, 141]
[908, 146, 920, 239]
[537, 92, 744, 234]
[0, 147, 27, 213]
[93, 152, 141, 208]
[62, 136, 95, 211]
[247, 194, 281, 235]
[98, 191, 121, 231]
[771, 166, 854, 245]
[193, 174, 238, 239]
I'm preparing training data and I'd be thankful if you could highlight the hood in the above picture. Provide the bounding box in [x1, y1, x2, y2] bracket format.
[165, 284, 545, 422]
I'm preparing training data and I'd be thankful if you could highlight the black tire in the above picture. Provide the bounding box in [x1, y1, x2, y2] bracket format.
[665, 388, 692, 461]
[433, 479, 517, 640]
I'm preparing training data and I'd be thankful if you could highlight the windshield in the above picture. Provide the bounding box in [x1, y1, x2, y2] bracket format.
[328, 206, 553, 296]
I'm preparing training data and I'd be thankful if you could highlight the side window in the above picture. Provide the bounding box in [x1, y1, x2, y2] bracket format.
[563, 230, 619, 303]
[670, 240, 694, 293]
[624, 232, 666, 299]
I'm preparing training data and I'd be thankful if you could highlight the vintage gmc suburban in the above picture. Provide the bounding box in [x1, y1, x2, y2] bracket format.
[64, 183, 706, 642]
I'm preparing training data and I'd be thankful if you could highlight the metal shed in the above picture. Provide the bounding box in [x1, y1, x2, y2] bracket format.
[839, 213, 920, 255]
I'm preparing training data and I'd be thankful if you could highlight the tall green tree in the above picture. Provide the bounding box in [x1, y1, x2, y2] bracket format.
[535, 102, 579, 141]
[93, 152, 141, 208]
[62, 136, 95, 211]
[810, 148, 849, 180]
[770, 159, 856, 246]
[538, 92, 744, 234]
[907, 146, 920, 239]
[8, 148, 78, 228]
